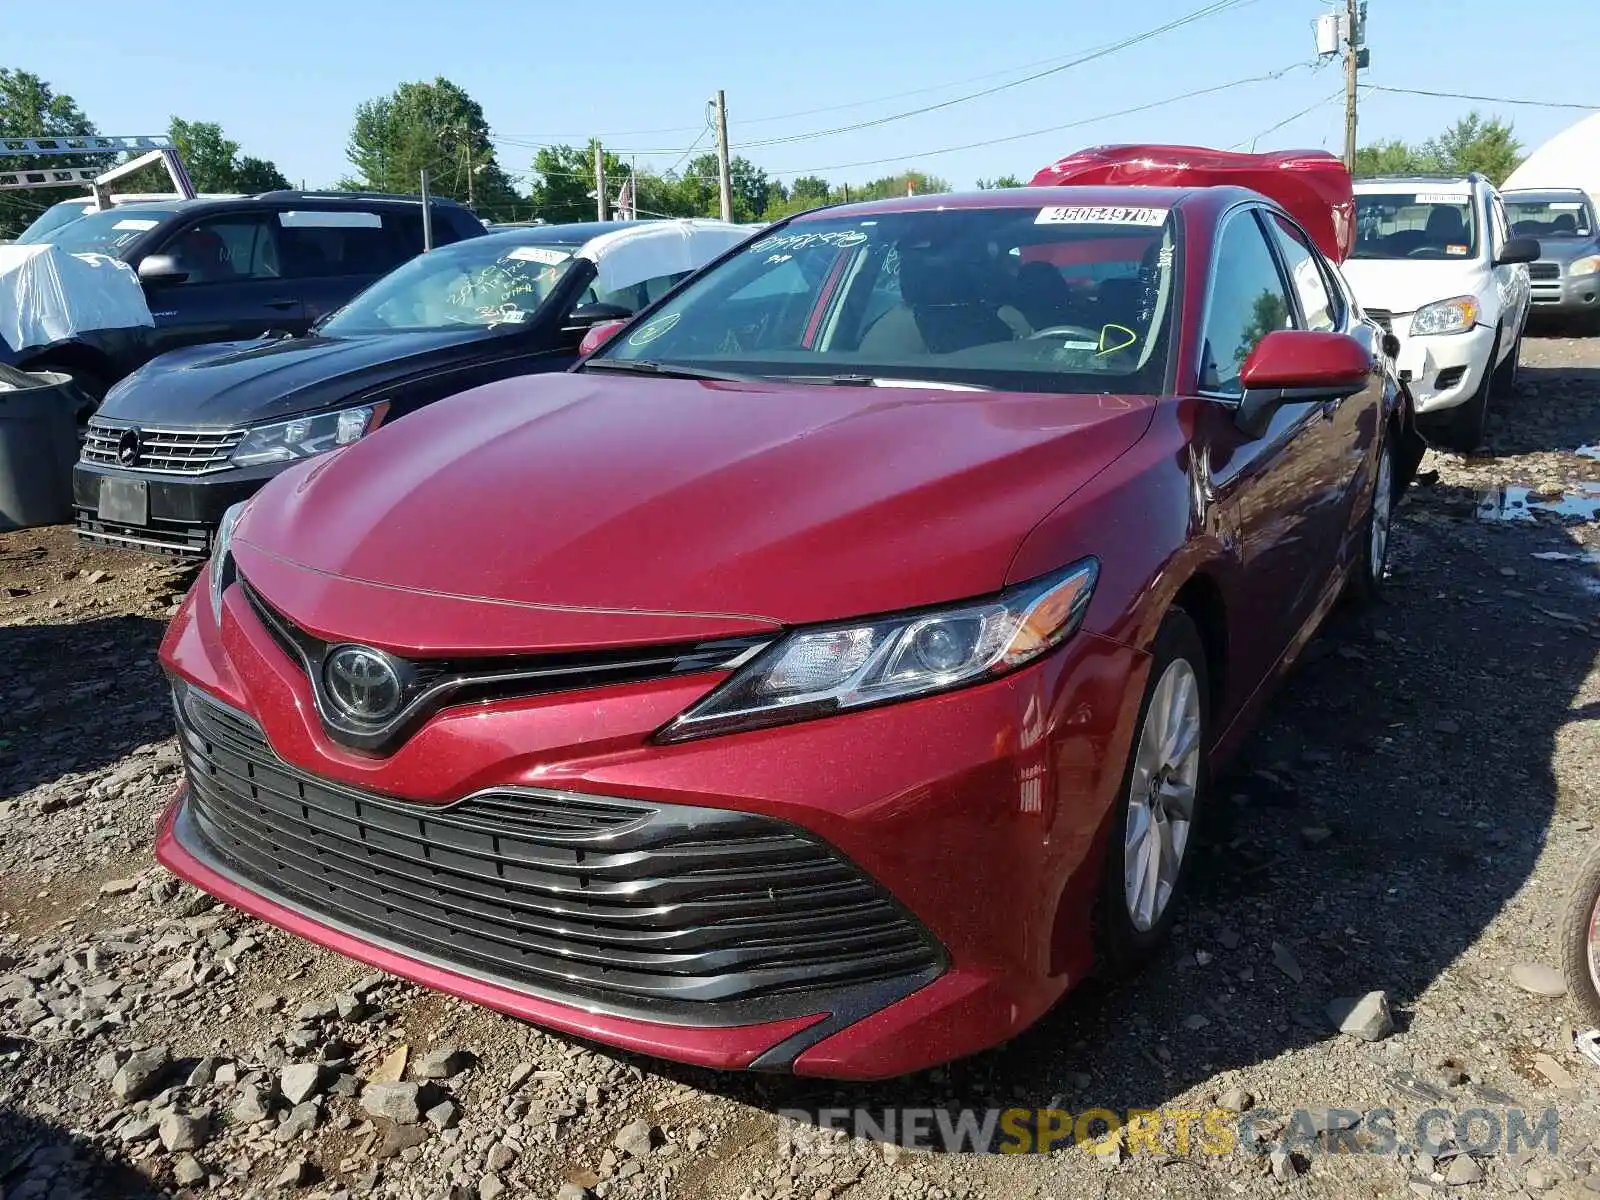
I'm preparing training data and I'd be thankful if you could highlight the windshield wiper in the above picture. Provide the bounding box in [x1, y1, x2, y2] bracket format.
[775, 373, 994, 391]
[580, 359, 762, 383]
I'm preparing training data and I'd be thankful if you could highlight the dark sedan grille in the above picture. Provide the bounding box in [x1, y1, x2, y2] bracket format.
[1364, 308, 1394, 333]
[74, 509, 212, 558]
[1528, 262, 1561, 281]
[81, 420, 245, 475]
[173, 683, 942, 1019]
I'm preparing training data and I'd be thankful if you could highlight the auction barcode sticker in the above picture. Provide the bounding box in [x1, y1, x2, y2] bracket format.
[1035, 206, 1168, 226]
[1412, 193, 1468, 205]
[506, 245, 571, 266]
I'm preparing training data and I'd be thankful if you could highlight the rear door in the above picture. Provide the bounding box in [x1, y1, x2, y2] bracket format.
[140, 210, 306, 354]
[278, 206, 424, 327]
[1198, 205, 1347, 690]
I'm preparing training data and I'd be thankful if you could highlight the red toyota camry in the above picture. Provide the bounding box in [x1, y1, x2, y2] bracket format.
[155, 149, 1404, 1080]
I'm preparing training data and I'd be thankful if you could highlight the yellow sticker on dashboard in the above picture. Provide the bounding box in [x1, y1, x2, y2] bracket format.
[1098, 324, 1138, 355]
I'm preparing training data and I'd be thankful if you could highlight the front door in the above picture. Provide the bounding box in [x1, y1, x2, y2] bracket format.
[1196, 206, 1347, 696]
[140, 211, 306, 356]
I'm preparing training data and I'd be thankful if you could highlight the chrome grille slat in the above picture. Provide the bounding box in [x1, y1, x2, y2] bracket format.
[81, 419, 246, 475]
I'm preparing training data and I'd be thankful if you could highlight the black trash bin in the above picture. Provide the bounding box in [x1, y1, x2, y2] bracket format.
[0, 365, 81, 532]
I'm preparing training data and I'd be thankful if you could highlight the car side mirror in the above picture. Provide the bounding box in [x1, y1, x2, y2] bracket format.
[579, 319, 630, 357]
[1234, 329, 1372, 439]
[566, 301, 635, 328]
[1496, 235, 1540, 265]
[136, 254, 189, 284]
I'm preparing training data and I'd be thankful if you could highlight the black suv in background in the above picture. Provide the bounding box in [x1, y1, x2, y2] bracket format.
[1, 191, 484, 398]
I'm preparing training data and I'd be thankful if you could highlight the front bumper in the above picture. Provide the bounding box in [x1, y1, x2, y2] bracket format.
[1527, 263, 1600, 315]
[72, 459, 284, 557]
[1379, 319, 1495, 414]
[153, 567, 1148, 1079]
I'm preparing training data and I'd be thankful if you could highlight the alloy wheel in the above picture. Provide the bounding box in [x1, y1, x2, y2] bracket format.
[1123, 659, 1202, 932]
[1370, 442, 1394, 584]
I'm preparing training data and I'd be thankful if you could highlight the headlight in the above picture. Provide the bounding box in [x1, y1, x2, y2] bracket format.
[230, 402, 389, 467]
[1408, 295, 1480, 336]
[209, 501, 247, 625]
[657, 559, 1099, 742]
[1569, 255, 1600, 278]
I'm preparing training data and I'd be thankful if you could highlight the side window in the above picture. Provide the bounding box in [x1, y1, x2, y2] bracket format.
[1266, 214, 1341, 333]
[1199, 210, 1294, 396]
[161, 215, 280, 284]
[277, 209, 397, 279]
[1489, 194, 1510, 258]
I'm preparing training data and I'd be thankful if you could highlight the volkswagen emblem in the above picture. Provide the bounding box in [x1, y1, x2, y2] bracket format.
[323, 645, 404, 724]
[116, 428, 143, 467]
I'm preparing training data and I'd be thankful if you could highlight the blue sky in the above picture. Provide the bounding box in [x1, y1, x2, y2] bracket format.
[9, 0, 1595, 194]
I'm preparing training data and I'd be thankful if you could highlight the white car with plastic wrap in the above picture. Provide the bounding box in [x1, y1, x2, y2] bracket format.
[1342, 175, 1538, 451]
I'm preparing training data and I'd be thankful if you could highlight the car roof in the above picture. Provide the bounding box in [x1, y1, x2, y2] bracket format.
[473, 219, 661, 247]
[1352, 176, 1477, 191]
[790, 185, 1205, 222]
[1500, 187, 1591, 202]
[88, 192, 474, 219]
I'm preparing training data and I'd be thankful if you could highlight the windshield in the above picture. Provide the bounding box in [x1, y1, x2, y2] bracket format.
[320, 238, 583, 335]
[38, 206, 179, 255]
[593, 205, 1179, 394]
[14, 200, 98, 245]
[1352, 193, 1478, 260]
[1504, 197, 1594, 239]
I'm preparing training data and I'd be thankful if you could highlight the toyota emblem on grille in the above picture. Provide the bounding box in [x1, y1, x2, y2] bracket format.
[323, 646, 404, 724]
[116, 428, 142, 467]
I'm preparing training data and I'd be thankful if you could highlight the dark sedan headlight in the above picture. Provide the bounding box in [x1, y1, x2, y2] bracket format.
[657, 559, 1099, 741]
[231, 402, 389, 467]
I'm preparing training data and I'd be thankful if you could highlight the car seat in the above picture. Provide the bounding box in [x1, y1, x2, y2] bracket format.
[858, 249, 1016, 356]
[1423, 206, 1467, 249]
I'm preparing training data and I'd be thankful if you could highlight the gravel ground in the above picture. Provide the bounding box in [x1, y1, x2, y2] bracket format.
[2, 332, 1598, 1200]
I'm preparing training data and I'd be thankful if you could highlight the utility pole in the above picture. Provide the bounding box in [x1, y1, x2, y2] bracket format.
[1342, 0, 1366, 171]
[712, 90, 732, 223]
[595, 142, 606, 222]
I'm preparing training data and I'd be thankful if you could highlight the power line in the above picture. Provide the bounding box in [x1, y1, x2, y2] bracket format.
[497, 0, 1260, 158]
[1361, 83, 1598, 111]
[1230, 84, 1345, 151]
[490, 3, 1261, 142]
[761, 62, 1314, 179]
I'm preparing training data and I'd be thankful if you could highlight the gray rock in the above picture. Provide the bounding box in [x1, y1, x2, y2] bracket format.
[1271, 942, 1303, 983]
[173, 1154, 206, 1186]
[186, 1057, 224, 1088]
[98, 877, 141, 896]
[1510, 963, 1567, 998]
[276, 1101, 321, 1143]
[557, 1185, 593, 1200]
[1217, 1087, 1253, 1113]
[351, 972, 387, 998]
[280, 1063, 328, 1105]
[296, 997, 339, 1022]
[426, 1100, 460, 1131]
[485, 1144, 516, 1173]
[376, 1125, 431, 1159]
[613, 1119, 657, 1159]
[336, 993, 369, 1022]
[361, 1081, 423, 1125]
[118, 1114, 161, 1143]
[159, 1111, 209, 1152]
[1525, 1164, 1563, 1191]
[232, 1085, 275, 1125]
[93, 1050, 127, 1082]
[1270, 1147, 1302, 1181]
[415, 1045, 473, 1079]
[1446, 1155, 1484, 1185]
[1327, 991, 1395, 1041]
[507, 1063, 534, 1092]
[111, 1045, 170, 1103]
[478, 1175, 506, 1200]
[274, 1158, 314, 1189]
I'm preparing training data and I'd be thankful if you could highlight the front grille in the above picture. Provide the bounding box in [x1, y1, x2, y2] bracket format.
[74, 508, 212, 558]
[1364, 308, 1393, 333]
[173, 683, 943, 1020]
[1529, 262, 1561, 281]
[82, 420, 245, 475]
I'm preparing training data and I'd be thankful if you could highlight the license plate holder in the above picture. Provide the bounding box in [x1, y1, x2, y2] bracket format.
[98, 477, 149, 526]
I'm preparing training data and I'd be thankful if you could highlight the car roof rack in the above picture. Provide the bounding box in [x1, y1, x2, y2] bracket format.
[0, 135, 195, 202]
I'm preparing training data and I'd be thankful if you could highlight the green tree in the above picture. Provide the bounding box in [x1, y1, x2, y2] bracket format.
[231, 155, 291, 193]
[1353, 111, 1524, 185]
[976, 174, 1024, 189]
[0, 68, 107, 237]
[674, 153, 776, 222]
[344, 77, 517, 211]
[855, 170, 953, 200]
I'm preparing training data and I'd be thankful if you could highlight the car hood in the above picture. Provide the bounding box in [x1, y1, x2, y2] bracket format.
[97, 328, 502, 426]
[1339, 258, 1492, 315]
[1530, 236, 1599, 265]
[238, 372, 1155, 639]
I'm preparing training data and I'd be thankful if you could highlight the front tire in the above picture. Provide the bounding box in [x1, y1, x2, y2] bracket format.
[1559, 841, 1600, 1028]
[1490, 328, 1521, 398]
[1095, 609, 1210, 976]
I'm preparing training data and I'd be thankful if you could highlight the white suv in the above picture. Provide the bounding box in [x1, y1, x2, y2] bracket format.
[1342, 174, 1539, 451]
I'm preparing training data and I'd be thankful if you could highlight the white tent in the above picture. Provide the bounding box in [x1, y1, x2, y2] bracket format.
[1502, 112, 1600, 201]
